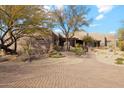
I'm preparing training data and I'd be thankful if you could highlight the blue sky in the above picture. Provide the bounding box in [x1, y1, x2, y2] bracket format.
[44, 5, 124, 34]
[84, 5, 124, 34]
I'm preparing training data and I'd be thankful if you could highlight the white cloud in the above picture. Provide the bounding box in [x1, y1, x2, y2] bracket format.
[95, 14, 104, 20]
[90, 24, 100, 27]
[96, 5, 113, 13]
[95, 5, 113, 21]
[109, 31, 116, 34]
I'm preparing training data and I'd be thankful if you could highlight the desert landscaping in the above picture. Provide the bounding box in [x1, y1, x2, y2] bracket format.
[1, 5, 124, 88]
[93, 48, 124, 65]
[1, 49, 124, 88]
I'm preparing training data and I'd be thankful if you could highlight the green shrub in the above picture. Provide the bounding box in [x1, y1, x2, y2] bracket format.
[75, 43, 81, 48]
[75, 47, 83, 56]
[115, 60, 123, 64]
[115, 58, 124, 64]
[118, 41, 124, 51]
[49, 50, 65, 58]
[71, 44, 85, 56]
[83, 35, 94, 44]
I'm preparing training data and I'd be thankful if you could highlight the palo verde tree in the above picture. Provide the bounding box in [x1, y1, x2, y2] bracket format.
[51, 5, 90, 51]
[0, 5, 48, 54]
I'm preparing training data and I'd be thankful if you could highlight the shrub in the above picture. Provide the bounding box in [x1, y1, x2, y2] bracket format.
[71, 44, 85, 56]
[75, 47, 84, 56]
[115, 60, 123, 64]
[118, 41, 124, 51]
[115, 58, 124, 64]
[75, 43, 81, 48]
[83, 35, 94, 44]
[53, 45, 61, 51]
[49, 50, 65, 58]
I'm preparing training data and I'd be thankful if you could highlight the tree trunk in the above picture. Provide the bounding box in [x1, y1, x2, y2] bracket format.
[0, 37, 17, 55]
[14, 40, 17, 54]
[66, 37, 70, 51]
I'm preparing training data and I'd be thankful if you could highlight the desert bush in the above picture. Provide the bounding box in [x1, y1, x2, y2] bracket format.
[75, 43, 81, 47]
[118, 41, 124, 51]
[75, 48, 84, 56]
[49, 50, 65, 58]
[115, 58, 124, 64]
[53, 45, 61, 51]
[71, 44, 85, 56]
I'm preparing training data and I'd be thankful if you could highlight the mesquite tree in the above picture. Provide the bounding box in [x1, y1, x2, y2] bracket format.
[0, 5, 48, 54]
[52, 5, 90, 51]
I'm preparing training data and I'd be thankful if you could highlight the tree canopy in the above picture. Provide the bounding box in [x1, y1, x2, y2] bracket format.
[83, 35, 94, 43]
[51, 5, 90, 50]
[0, 5, 92, 54]
[0, 5, 50, 54]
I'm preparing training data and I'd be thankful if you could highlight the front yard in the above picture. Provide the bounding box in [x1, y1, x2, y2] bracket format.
[93, 47, 124, 65]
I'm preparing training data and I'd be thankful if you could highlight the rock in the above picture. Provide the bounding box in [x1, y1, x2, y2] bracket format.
[0, 56, 9, 62]
[108, 48, 113, 52]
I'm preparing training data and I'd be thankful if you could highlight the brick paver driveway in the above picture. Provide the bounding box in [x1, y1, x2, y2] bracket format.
[0, 52, 124, 88]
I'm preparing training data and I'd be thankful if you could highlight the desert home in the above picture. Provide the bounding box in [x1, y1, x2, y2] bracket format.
[52, 31, 115, 49]
[0, 30, 116, 56]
